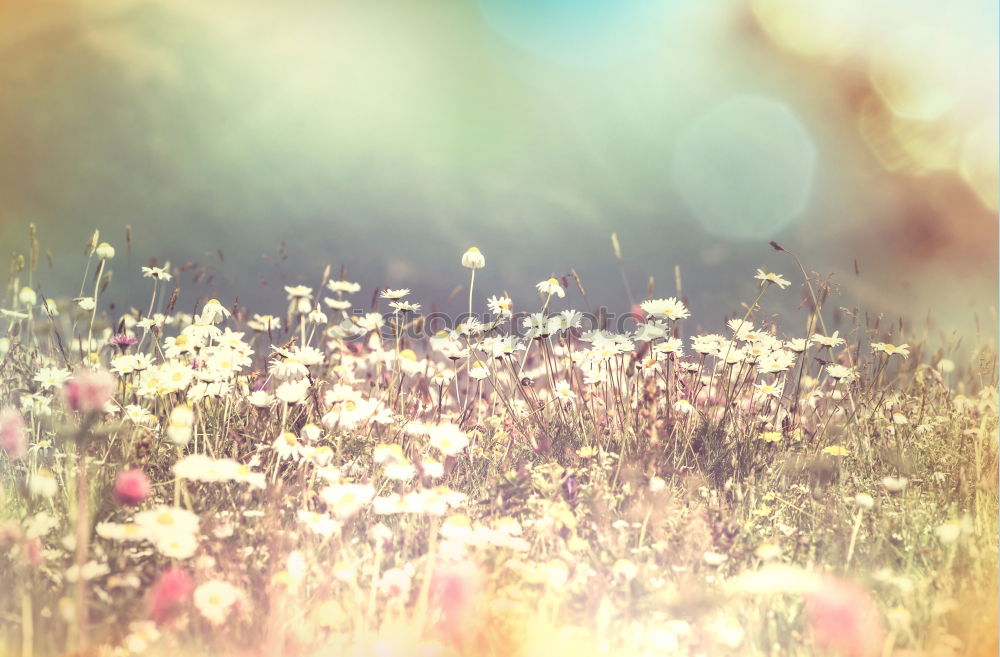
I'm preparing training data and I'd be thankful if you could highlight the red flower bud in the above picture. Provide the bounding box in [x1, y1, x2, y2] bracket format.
[147, 567, 194, 625]
[114, 469, 151, 506]
[63, 370, 116, 414]
[0, 408, 26, 460]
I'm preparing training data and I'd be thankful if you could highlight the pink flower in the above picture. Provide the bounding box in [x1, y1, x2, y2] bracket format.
[114, 468, 151, 506]
[24, 538, 44, 567]
[806, 576, 885, 657]
[0, 408, 26, 460]
[63, 369, 116, 413]
[431, 558, 484, 644]
[147, 567, 194, 626]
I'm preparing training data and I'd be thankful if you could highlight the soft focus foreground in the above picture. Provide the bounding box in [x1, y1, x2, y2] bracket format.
[0, 232, 996, 657]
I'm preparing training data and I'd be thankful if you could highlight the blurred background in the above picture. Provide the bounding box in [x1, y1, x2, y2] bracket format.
[0, 0, 996, 340]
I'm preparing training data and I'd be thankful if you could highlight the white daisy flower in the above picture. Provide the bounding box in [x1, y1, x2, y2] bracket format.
[640, 297, 690, 321]
[327, 280, 361, 294]
[536, 278, 565, 298]
[380, 288, 410, 300]
[753, 268, 790, 289]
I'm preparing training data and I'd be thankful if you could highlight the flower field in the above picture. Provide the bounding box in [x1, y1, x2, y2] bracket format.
[0, 231, 996, 657]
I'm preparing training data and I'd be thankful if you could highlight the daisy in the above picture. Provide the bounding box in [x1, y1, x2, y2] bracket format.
[95, 242, 115, 259]
[720, 347, 746, 365]
[194, 580, 240, 624]
[378, 568, 412, 598]
[871, 342, 910, 359]
[428, 423, 470, 456]
[653, 337, 684, 357]
[322, 395, 379, 428]
[134, 506, 200, 543]
[811, 331, 846, 348]
[247, 390, 273, 408]
[327, 280, 361, 294]
[436, 339, 468, 361]
[173, 454, 239, 483]
[456, 317, 484, 336]
[373, 494, 405, 515]
[123, 404, 155, 425]
[785, 338, 808, 353]
[321, 483, 375, 519]
[184, 322, 221, 344]
[522, 312, 551, 339]
[638, 357, 661, 375]
[33, 366, 72, 390]
[275, 379, 310, 404]
[284, 284, 313, 299]
[326, 281, 361, 294]
[553, 380, 577, 402]
[141, 266, 172, 281]
[633, 322, 668, 342]
[324, 297, 352, 310]
[469, 363, 490, 380]
[28, 469, 58, 498]
[728, 319, 757, 341]
[754, 268, 790, 289]
[272, 432, 301, 460]
[247, 314, 281, 332]
[691, 334, 723, 355]
[155, 533, 199, 560]
[110, 353, 155, 376]
[199, 299, 230, 324]
[389, 300, 421, 313]
[96, 522, 146, 542]
[291, 345, 325, 366]
[374, 443, 407, 465]
[673, 399, 695, 414]
[380, 288, 410, 300]
[461, 247, 485, 269]
[754, 381, 783, 400]
[355, 313, 385, 332]
[384, 461, 417, 482]
[881, 476, 908, 492]
[825, 364, 856, 381]
[297, 510, 341, 537]
[422, 459, 445, 479]
[555, 309, 583, 331]
[640, 297, 690, 321]
[536, 278, 565, 298]
[757, 350, 796, 374]
[285, 285, 313, 314]
[487, 295, 513, 317]
[307, 308, 328, 324]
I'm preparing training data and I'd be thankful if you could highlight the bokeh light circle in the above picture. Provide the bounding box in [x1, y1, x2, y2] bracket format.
[671, 95, 816, 240]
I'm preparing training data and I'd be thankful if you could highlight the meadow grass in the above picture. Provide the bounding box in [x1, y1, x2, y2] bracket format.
[0, 229, 996, 657]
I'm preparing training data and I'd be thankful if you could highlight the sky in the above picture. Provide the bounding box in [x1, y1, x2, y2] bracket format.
[0, 0, 996, 343]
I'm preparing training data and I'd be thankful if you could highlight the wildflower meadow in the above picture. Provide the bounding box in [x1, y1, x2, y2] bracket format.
[0, 227, 996, 657]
